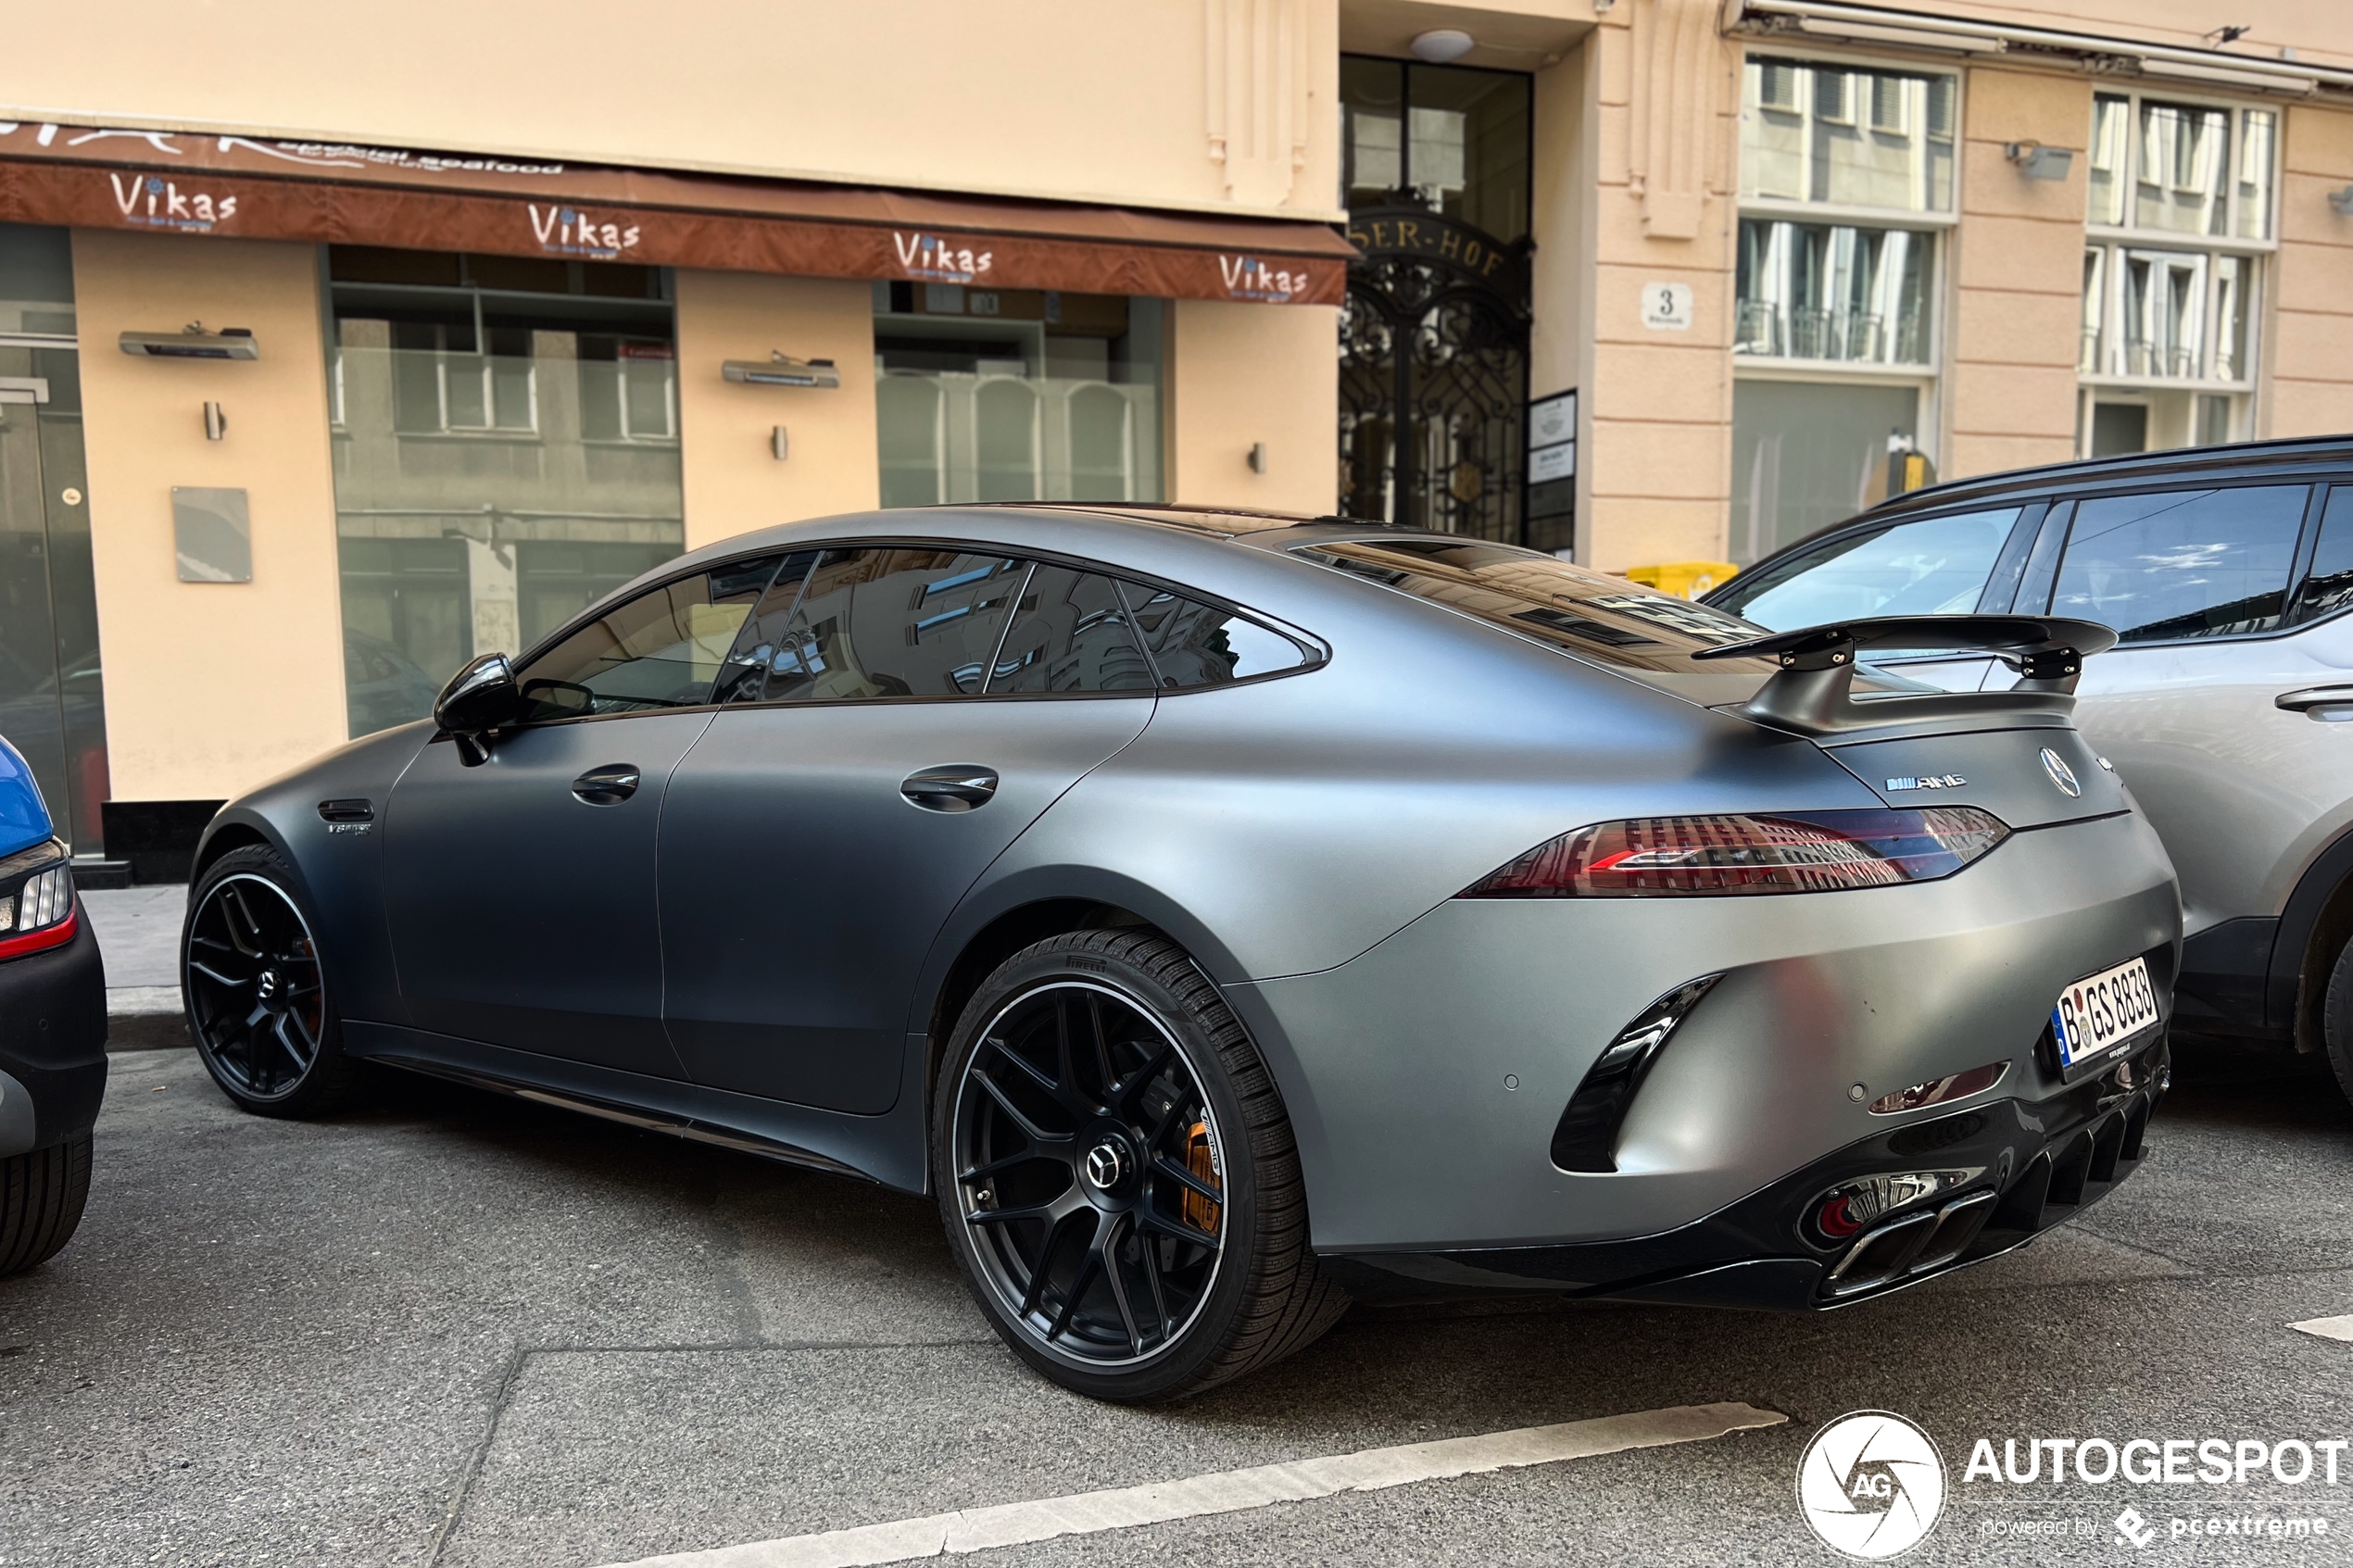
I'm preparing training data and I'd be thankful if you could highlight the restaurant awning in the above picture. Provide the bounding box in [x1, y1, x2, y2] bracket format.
[0, 121, 1353, 306]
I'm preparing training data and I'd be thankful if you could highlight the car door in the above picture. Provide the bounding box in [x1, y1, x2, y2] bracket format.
[383, 553, 783, 1075]
[2042, 482, 2336, 938]
[1707, 504, 2038, 691]
[658, 547, 1157, 1114]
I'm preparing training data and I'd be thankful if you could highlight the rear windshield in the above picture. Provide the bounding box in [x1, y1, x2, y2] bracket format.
[1295, 538, 1775, 673]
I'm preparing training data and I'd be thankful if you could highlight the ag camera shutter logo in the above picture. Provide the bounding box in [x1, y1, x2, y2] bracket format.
[1797, 1411, 1947, 1559]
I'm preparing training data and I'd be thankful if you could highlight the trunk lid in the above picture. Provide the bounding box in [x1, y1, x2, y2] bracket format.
[1818, 724, 2128, 829]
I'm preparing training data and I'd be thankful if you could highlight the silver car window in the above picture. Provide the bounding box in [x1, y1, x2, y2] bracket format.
[2053, 484, 2309, 643]
[2293, 486, 2351, 625]
[1715, 508, 2022, 629]
[986, 566, 1155, 695]
[514, 553, 785, 720]
[757, 547, 1025, 701]
[1118, 585, 1312, 688]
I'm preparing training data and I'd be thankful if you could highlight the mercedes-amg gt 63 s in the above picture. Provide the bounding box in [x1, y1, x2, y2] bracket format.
[182, 506, 2180, 1400]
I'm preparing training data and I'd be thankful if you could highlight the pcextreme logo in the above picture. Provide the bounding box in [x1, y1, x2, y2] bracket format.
[1797, 1411, 1948, 1560]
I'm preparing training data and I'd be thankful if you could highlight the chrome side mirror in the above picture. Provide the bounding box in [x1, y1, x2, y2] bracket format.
[434, 652, 520, 763]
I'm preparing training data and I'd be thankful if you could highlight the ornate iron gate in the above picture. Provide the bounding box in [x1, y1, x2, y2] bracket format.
[1338, 207, 1531, 543]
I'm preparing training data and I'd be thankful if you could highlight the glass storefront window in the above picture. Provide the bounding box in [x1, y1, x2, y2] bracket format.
[1735, 54, 1946, 546]
[1740, 56, 1955, 214]
[873, 285, 1163, 508]
[1735, 220, 1931, 366]
[0, 225, 105, 851]
[1340, 56, 1530, 241]
[1730, 380, 1919, 565]
[326, 247, 685, 737]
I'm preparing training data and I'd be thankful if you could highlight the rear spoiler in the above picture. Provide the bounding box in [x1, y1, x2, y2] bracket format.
[1692, 615, 2120, 736]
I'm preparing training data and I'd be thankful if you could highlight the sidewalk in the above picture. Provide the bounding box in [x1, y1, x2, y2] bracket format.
[82, 884, 188, 1048]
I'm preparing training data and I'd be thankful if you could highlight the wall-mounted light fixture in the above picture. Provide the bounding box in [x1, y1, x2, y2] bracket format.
[2331, 185, 2353, 216]
[723, 352, 840, 388]
[1410, 29, 1476, 63]
[2004, 141, 2075, 181]
[120, 321, 258, 360]
[203, 401, 227, 441]
[1248, 442, 1269, 475]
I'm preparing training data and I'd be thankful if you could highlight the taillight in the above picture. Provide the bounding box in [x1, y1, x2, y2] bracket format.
[0, 840, 76, 960]
[1457, 807, 2008, 898]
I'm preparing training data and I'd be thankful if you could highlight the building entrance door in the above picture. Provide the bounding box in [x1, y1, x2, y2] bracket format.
[0, 345, 106, 853]
[1339, 209, 1534, 545]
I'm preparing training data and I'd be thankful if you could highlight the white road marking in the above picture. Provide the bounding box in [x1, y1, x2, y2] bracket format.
[598, 1400, 1788, 1568]
[2290, 1314, 2353, 1342]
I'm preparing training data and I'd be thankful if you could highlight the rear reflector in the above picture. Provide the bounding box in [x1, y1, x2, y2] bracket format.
[1457, 807, 2008, 898]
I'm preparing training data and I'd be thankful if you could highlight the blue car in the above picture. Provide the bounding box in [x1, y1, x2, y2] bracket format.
[0, 733, 105, 1273]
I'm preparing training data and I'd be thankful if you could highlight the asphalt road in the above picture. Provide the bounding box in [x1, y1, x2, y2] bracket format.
[1, 1036, 2347, 1568]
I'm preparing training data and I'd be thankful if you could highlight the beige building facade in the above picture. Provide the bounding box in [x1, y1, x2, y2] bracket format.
[0, 0, 2346, 870]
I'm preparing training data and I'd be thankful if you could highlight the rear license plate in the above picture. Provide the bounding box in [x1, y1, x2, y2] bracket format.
[2051, 957, 2160, 1070]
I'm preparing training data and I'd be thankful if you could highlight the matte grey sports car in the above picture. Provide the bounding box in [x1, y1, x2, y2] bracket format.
[182, 506, 2180, 1400]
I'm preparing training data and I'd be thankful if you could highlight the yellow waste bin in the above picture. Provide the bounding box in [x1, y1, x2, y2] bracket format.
[1623, 560, 1739, 600]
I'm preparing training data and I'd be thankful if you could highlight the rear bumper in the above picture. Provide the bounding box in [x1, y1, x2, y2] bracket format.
[0, 904, 110, 1156]
[1232, 808, 2179, 1253]
[1321, 1032, 2168, 1309]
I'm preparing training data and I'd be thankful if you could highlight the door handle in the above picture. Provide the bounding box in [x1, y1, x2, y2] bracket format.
[900, 764, 999, 812]
[572, 763, 642, 805]
[2276, 685, 2353, 720]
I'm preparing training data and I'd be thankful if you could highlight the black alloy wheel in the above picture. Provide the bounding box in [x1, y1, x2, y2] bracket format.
[183, 845, 359, 1116]
[955, 979, 1228, 1363]
[936, 929, 1348, 1402]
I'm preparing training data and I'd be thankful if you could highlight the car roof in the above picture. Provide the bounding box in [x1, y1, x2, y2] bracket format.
[1859, 434, 2350, 525]
[1734, 435, 2352, 571]
[941, 502, 1387, 538]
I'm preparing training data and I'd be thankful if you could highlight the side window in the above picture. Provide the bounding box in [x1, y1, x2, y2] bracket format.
[2053, 485, 2309, 643]
[516, 554, 783, 721]
[760, 547, 1023, 701]
[713, 550, 820, 704]
[987, 565, 1155, 694]
[1711, 508, 2023, 631]
[1121, 584, 1310, 688]
[2293, 486, 2352, 625]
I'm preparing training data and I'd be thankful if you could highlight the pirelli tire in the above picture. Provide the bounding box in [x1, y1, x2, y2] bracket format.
[933, 928, 1350, 1402]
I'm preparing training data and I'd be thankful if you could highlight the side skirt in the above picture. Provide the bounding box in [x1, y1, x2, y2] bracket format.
[342, 1021, 930, 1193]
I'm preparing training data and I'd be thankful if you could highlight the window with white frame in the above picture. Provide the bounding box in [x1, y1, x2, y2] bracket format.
[579, 341, 678, 443]
[389, 321, 537, 434]
[1733, 54, 1956, 564]
[2078, 91, 2276, 457]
